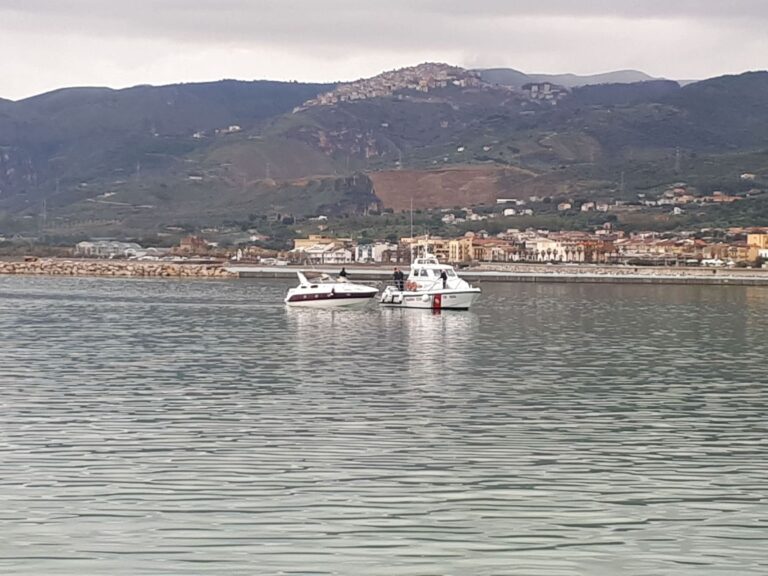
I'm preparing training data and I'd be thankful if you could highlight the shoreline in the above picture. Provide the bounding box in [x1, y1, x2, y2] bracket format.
[2, 258, 768, 286]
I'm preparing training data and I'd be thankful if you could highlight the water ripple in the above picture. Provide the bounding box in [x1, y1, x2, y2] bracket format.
[1, 276, 767, 575]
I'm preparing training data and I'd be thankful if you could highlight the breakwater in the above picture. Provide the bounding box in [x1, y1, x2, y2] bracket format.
[0, 258, 236, 278]
[4, 258, 768, 285]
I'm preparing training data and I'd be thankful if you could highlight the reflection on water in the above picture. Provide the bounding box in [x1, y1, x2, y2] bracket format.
[1, 276, 767, 575]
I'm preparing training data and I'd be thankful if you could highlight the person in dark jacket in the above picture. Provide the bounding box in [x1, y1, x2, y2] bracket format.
[393, 267, 404, 291]
[339, 267, 348, 279]
[440, 269, 448, 289]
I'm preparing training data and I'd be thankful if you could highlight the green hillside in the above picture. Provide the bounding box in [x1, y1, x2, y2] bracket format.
[1, 66, 767, 238]
[0, 80, 332, 208]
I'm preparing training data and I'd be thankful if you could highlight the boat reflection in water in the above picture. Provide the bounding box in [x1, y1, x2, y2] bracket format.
[380, 307, 479, 386]
[285, 303, 479, 390]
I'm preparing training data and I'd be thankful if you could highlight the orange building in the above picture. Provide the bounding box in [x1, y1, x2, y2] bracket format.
[747, 233, 768, 261]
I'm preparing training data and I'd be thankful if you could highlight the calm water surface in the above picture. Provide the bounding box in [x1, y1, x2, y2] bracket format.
[1, 276, 766, 575]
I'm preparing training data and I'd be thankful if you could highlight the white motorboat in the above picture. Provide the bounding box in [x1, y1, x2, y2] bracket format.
[380, 254, 481, 310]
[284, 271, 379, 308]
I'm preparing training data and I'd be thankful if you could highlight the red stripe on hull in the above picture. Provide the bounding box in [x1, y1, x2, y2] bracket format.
[287, 291, 377, 303]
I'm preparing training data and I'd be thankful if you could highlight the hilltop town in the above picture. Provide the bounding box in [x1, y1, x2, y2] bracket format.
[294, 63, 486, 111]
[293, 62, 572, 112]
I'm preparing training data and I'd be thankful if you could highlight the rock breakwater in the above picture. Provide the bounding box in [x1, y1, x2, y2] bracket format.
[0, 259, 236, 278]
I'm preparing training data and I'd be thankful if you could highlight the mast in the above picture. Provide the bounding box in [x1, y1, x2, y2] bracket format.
[410, 196, 414, 263]
[410, 196, 413, 237]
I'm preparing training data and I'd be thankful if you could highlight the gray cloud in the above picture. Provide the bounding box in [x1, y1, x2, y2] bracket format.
[1, 0, 766, 99]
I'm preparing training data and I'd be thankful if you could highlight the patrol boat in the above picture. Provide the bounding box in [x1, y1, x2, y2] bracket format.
[379, 254, 481, 310]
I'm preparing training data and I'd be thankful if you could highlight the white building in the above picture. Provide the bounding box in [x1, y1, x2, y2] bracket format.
[125, 246, 170, 260]
[325, 248, 353, 264]
[293, 243, 353, 264]
[75, 241, 143, 258]
[355, 242, 398, 263]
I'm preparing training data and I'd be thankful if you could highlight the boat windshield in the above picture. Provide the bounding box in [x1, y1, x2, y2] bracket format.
[300, 272, 340, 284]
[411, 266, 456, 277]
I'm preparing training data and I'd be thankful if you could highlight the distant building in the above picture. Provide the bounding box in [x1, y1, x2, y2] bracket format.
[522, 82, 569, 104]
[75, 240, 142, 258]
[290, 235, 355, 264]
[293, 235, 351, 252]
[747, 233, 768, 261]
[355, 242, 399, 263]
[178, 235, 210, 254]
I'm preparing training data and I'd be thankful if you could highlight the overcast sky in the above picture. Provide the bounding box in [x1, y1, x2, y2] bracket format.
[1, 0, 766, 100]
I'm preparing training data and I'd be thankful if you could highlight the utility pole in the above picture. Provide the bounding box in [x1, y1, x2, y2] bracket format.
[40, 198, 47, 234]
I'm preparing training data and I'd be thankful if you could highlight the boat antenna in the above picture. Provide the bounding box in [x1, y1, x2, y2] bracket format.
[410, 196, 414, 264]
[410, 196, 414, 238]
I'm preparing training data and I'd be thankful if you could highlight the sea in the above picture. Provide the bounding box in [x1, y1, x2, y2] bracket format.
[1, 275, 766, 575]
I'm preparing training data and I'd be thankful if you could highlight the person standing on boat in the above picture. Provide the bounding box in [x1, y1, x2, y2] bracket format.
[393, 267, 404, 291]
[339, 267, 348, 279]
[440, 269, 448, 289]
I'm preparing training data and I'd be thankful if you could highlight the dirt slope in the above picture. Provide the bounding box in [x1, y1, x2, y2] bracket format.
[369, 166, 536, 211]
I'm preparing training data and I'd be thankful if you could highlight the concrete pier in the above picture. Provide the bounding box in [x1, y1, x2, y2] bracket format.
[226, 264, 768, 286]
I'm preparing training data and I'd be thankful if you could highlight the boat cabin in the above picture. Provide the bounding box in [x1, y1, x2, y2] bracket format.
[405, 255, 463, 291]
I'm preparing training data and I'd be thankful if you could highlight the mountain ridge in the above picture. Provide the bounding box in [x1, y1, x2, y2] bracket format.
[476, 68, 658, 89]
[1, 67, 663, 103]
[0, 64, 766, 237]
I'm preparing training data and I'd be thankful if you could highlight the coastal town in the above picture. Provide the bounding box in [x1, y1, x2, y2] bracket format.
[4, 223, 768, 282]
[284, 227, 768, 268]
[3, 174, 768, 278]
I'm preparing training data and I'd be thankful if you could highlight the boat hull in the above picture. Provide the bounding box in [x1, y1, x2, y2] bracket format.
[285, 289, 378, 308]
[379, 287, 481, 310]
